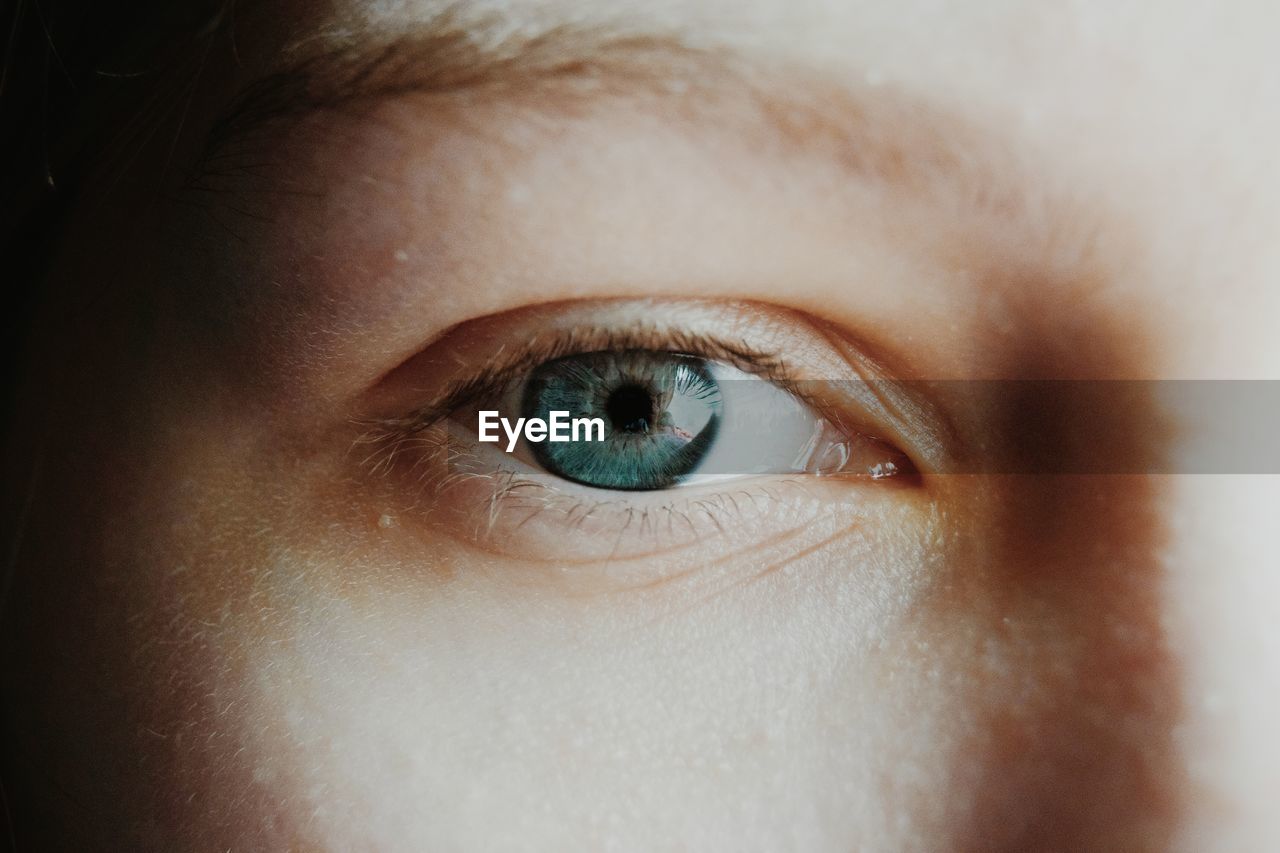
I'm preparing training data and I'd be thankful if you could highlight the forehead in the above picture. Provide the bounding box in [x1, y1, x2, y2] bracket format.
[247, 0, 1279, 377]
[280, 0, 1280, 220]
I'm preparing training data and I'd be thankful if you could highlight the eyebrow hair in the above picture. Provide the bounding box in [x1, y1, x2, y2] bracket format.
[198, 11, 1027, 221]
[203, 17, 716, 153]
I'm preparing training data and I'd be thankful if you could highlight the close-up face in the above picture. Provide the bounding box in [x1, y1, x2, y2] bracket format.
[2, 0, 1279, 850]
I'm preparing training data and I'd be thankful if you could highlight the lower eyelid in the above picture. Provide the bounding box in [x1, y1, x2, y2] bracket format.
[426, 477, 883, 598]
[426, 463, 838, 566]
[376, 421, 905, 568]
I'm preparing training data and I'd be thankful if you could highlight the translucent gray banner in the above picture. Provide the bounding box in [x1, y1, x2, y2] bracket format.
[455, 380, 1280, 476]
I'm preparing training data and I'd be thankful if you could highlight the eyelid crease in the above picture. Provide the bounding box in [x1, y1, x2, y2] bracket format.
[804, 317, 958, 474]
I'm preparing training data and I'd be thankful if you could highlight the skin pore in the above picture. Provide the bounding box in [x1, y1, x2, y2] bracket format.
[3, 0, 1280, 850]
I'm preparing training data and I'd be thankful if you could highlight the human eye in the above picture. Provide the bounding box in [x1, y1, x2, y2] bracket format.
[515, 349, 831, 491]
[474, 344, 913, 494]
[358, 299, 935, 573]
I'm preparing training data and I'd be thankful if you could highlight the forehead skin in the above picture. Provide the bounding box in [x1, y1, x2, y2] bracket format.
[267, 0, 1280, 376]
[5, 0, 1280, 850]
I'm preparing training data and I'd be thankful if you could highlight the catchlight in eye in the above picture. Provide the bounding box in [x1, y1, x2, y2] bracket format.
[521, 351, 723, 490]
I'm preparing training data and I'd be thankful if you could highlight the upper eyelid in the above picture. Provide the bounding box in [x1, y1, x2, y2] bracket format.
[380, 325, 792, 438]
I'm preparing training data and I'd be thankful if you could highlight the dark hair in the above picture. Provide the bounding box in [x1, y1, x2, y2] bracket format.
[1, 2, 230, 845]
[1, 0, 232, 423]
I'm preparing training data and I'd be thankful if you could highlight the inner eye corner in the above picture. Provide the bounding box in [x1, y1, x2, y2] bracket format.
[868, 437, 925, 485]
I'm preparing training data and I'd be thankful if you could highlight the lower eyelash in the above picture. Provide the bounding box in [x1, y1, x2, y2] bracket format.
[356, 417, 824, 558]
[481, 470, 772, 535]
[459, 468, 822, 561]
[354, 405, 915, 567]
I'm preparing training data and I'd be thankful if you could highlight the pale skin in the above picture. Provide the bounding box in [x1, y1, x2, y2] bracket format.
[3, 0, 1279, 850]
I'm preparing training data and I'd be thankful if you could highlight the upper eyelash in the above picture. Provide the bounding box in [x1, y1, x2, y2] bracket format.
[374, 324, 794, 440]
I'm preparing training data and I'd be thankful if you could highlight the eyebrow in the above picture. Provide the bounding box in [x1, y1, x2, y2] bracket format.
[204, 19, 718, 153]
[198, 14, 1024, 215]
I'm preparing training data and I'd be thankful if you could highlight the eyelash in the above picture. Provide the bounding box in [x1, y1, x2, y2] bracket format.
[367, 325, 799, 442]
[359, 327, 779, 504]
[468, 467, 814, 534]
[353, 320, 915, 558]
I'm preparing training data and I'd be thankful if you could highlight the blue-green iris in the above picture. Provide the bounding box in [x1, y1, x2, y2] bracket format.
[523, 351, 723, 490]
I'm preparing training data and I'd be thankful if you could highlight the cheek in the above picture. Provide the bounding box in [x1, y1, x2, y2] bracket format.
[217, 499, 968, 849]
[233, 481, 1171, 851]
[7, 349, 1179, 851]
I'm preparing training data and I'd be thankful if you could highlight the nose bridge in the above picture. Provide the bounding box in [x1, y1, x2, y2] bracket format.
[946, 468, 1183, 849]
[931, 290, 1195, 846]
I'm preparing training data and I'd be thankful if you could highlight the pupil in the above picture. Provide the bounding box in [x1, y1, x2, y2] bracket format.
[523, 351, 723, 490]
[605, 384, 655, 434]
